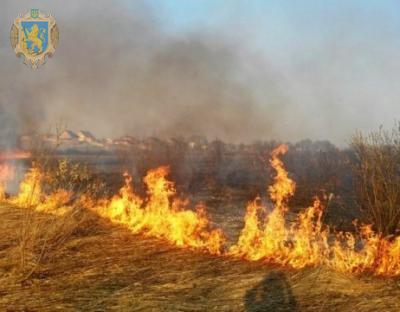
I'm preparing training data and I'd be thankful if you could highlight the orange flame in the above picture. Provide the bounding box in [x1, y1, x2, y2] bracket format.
[268, 144, 295, 211]
[97, 167, 224, 255]
[0, 162, 15, 201]
[11, 165, 42, 207]
[6, 146, 400, 276]
[230, 144, 400, 276]
[329, 225, 400, 276]
[0, 150, 30, 200]
[230, 144, 329, 268]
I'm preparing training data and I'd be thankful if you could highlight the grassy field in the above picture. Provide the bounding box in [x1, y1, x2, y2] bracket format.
[1, 204, 400, 312]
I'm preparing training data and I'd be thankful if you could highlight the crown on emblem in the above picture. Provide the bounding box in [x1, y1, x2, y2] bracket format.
[30, 9, 39, 18]
[10, 9, 59, 69]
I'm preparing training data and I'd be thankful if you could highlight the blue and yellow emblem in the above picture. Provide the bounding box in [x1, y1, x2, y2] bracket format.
[10, 9, 59, 69]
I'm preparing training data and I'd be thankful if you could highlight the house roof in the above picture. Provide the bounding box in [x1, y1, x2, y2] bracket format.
[77, 130, 96, 140]
[60, 130, 78, 140]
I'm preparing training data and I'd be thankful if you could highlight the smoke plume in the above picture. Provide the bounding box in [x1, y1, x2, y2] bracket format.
[1, 1, 400, 146]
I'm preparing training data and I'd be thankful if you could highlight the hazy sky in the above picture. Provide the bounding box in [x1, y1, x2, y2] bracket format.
[1, 1, 400, 145]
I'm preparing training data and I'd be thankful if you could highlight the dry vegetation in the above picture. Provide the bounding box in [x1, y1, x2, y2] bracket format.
[1, 204, 400, 311]
[351, 125, 400, 236]
[2, 127, 400, 311]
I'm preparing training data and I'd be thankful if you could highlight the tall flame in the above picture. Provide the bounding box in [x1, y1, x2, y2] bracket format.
[230, 144, 400, 276]
[230, 144, 328, 268]
[268, 144, 295, 211]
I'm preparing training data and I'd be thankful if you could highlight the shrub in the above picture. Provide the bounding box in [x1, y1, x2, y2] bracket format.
[350, 124, 400, 236]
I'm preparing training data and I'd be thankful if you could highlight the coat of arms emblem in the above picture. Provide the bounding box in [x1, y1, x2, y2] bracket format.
[10, 9, 59, 69]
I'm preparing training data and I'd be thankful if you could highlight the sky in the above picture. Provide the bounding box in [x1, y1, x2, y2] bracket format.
[1, 1, 400, 145]
[150, 0, 400, 140]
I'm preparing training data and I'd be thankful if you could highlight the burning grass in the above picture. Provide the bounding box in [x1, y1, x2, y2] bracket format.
[1, 204, 400, 311]
[2, 145, 400, 277]
[1, 143, 400, 309]
[230, 145, 400, 276]
[96, 167, 224, 255]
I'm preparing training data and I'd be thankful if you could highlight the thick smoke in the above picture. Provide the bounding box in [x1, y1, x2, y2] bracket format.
[1, 1, 400, 146]
[0, 0, 285, 146]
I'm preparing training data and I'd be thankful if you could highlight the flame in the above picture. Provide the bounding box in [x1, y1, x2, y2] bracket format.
[10, 164, 42, 207]
[230, 144, 400, 276]
[35, 189, 73, 215]
[5, 145, 400, 276]
[6, 163, 73, 216]
[97, 167, 224, 255]
[268, 144, 295, 211]
[329, 225, 400, 276]
[0, 150, 30, 199]
[0, 162, 15, 201]
[230, 144, 329, 268]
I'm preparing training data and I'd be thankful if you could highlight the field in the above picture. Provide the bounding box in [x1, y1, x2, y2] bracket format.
[1, 203, 400, 312]
[1, 140, 400, 311]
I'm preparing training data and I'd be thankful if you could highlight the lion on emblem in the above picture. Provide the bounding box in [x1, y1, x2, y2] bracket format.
[21, 24, 46, 55]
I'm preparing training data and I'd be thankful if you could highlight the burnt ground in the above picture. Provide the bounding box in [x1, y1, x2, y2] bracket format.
[1, 204, 400, 312]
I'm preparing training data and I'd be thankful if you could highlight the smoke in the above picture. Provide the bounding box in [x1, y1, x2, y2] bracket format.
[1, 1, 400, 146]
[0, 0, 284, 146]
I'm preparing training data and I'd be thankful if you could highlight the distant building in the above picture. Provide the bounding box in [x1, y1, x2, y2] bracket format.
[60, 130, 79, 140]
[77, 130, 96, 143]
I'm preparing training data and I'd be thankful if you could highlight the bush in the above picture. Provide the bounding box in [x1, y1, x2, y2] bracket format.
[350, 124, 400, 236]
[43, 158, 108, 200]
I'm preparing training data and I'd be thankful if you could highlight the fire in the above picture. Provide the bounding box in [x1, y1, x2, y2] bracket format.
[329, 225, 400, 276]
[0, 149, 31, 201]
[268, 144, 295, 211]
[7, 164, 224, 254]
[230, 144, 400, 276]
[229, 144, 329, 268]
[6, 162, 74, 216]
[97, 167, 224, 255]
[5, 145, 400, 276]
[0, 162, 16, 201]
[11, 164, 42, 207]
[35, 189, 73, 215]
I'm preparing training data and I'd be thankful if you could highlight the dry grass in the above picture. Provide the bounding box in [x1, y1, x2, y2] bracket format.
[0, 202, 97, 279]
[1, 203, 400, 311]
[13, 128, 107, 279]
